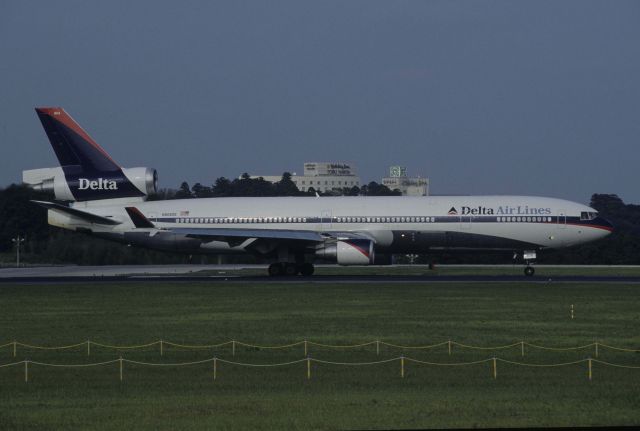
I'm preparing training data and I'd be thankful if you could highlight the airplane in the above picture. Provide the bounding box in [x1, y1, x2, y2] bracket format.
[22, 107, 613, 277]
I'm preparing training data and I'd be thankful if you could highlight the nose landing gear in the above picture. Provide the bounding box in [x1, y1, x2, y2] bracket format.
[522, 250, 537, 277]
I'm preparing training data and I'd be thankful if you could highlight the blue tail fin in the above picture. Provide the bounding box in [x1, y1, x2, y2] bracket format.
[35, 108, 146, 201]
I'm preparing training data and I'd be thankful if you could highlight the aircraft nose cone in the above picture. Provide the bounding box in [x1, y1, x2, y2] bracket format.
[595, 217, 614, 235]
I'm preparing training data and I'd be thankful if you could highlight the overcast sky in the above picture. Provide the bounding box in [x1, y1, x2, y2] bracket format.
[1, 1, 638, 204]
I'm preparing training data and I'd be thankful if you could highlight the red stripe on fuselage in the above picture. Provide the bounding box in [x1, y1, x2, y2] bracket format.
[565, 223, 614, 232]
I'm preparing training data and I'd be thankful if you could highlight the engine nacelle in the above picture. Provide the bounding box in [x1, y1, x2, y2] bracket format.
[122, 167, 158, 196]
[23, 166, 157, 201]
[316, 239, 375, 265]
[23, 167, 74, 200]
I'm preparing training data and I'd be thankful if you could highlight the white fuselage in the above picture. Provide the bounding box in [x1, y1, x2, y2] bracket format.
[54, 195, 611, 256]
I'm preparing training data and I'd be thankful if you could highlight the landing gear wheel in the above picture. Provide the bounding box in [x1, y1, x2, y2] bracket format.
[524, 266, 535, 277]
[268, 263, 284, 277]
[299, 263, 315, 276]
[284, 263, 298, 276]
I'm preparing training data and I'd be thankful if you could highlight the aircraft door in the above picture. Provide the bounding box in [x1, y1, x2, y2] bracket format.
[321, 210, 332, 231]
[557, 209, 566, 229]
[460, 215, 472, 230]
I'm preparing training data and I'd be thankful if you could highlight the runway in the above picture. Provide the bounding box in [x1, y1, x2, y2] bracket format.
[2, 276, 640, 284]
[1, 264, 640, 284]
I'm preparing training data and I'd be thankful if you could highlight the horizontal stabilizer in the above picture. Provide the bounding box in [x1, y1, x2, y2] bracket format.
[31, 200, 121, 225]
[125, 207, 155, 228]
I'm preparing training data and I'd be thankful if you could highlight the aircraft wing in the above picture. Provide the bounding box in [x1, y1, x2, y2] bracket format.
[126, 207, 376, 246]
[323, 231, 377, 242]
[170, 227, 325, 243]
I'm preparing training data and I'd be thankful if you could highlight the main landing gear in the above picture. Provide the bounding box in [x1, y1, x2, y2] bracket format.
[268, 262, 315, 277]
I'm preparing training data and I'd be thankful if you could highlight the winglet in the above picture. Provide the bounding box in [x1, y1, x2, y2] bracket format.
[125, 207, 155, 228]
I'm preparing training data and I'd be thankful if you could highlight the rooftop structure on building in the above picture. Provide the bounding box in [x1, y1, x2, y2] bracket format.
[381, 166, 429, 196]
[249, 162, 360, 193]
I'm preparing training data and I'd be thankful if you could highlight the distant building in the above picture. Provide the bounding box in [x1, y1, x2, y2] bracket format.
[381, 166, 429, 196]
[249, 162, 361, 193]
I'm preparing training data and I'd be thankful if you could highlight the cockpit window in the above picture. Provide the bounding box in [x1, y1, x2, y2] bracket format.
[580, 211, 598, 221]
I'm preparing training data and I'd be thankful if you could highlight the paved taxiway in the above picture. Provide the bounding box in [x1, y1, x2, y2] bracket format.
[2, 276, 640, 284]
[1, 265, 640, 284]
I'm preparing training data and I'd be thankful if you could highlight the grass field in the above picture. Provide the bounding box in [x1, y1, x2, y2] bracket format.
[0, 280, 639, 430]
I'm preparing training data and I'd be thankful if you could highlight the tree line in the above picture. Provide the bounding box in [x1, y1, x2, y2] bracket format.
[149, 173, 401, 200]
[0, 176, 638, 265]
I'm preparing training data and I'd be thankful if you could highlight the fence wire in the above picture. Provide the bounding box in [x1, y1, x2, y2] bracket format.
[4, 339, 639, 353]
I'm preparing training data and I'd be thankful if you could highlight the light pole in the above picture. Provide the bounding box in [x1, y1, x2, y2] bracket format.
[11, 236, 25, 268]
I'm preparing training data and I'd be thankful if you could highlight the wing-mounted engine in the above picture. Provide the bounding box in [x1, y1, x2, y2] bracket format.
[315, 238, 375, 265]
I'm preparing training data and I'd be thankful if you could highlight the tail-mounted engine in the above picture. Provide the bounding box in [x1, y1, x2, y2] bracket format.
[23, 166, 157, 202]
[24, 107, 158, 202]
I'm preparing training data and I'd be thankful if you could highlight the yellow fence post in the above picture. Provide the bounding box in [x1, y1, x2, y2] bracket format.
[232, 340, 235, 357]
[376, 340, 380, 356]
[119, 357, 123, 382]
[160, 340, 164, 356]
[87, 340, 90, 356]
[448, 340, 451, 355]
[214, 357, 217, 380]
[595, 342, 598, 358]
[24, 360, 28, 383]
[304, 340, 307, 357]
[521, 341, 524, 357]
[401, 356, 405, 378]
[493, 358, 497, 379]
[588, 358, 592, 381]
[307, 357, 311, 380]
